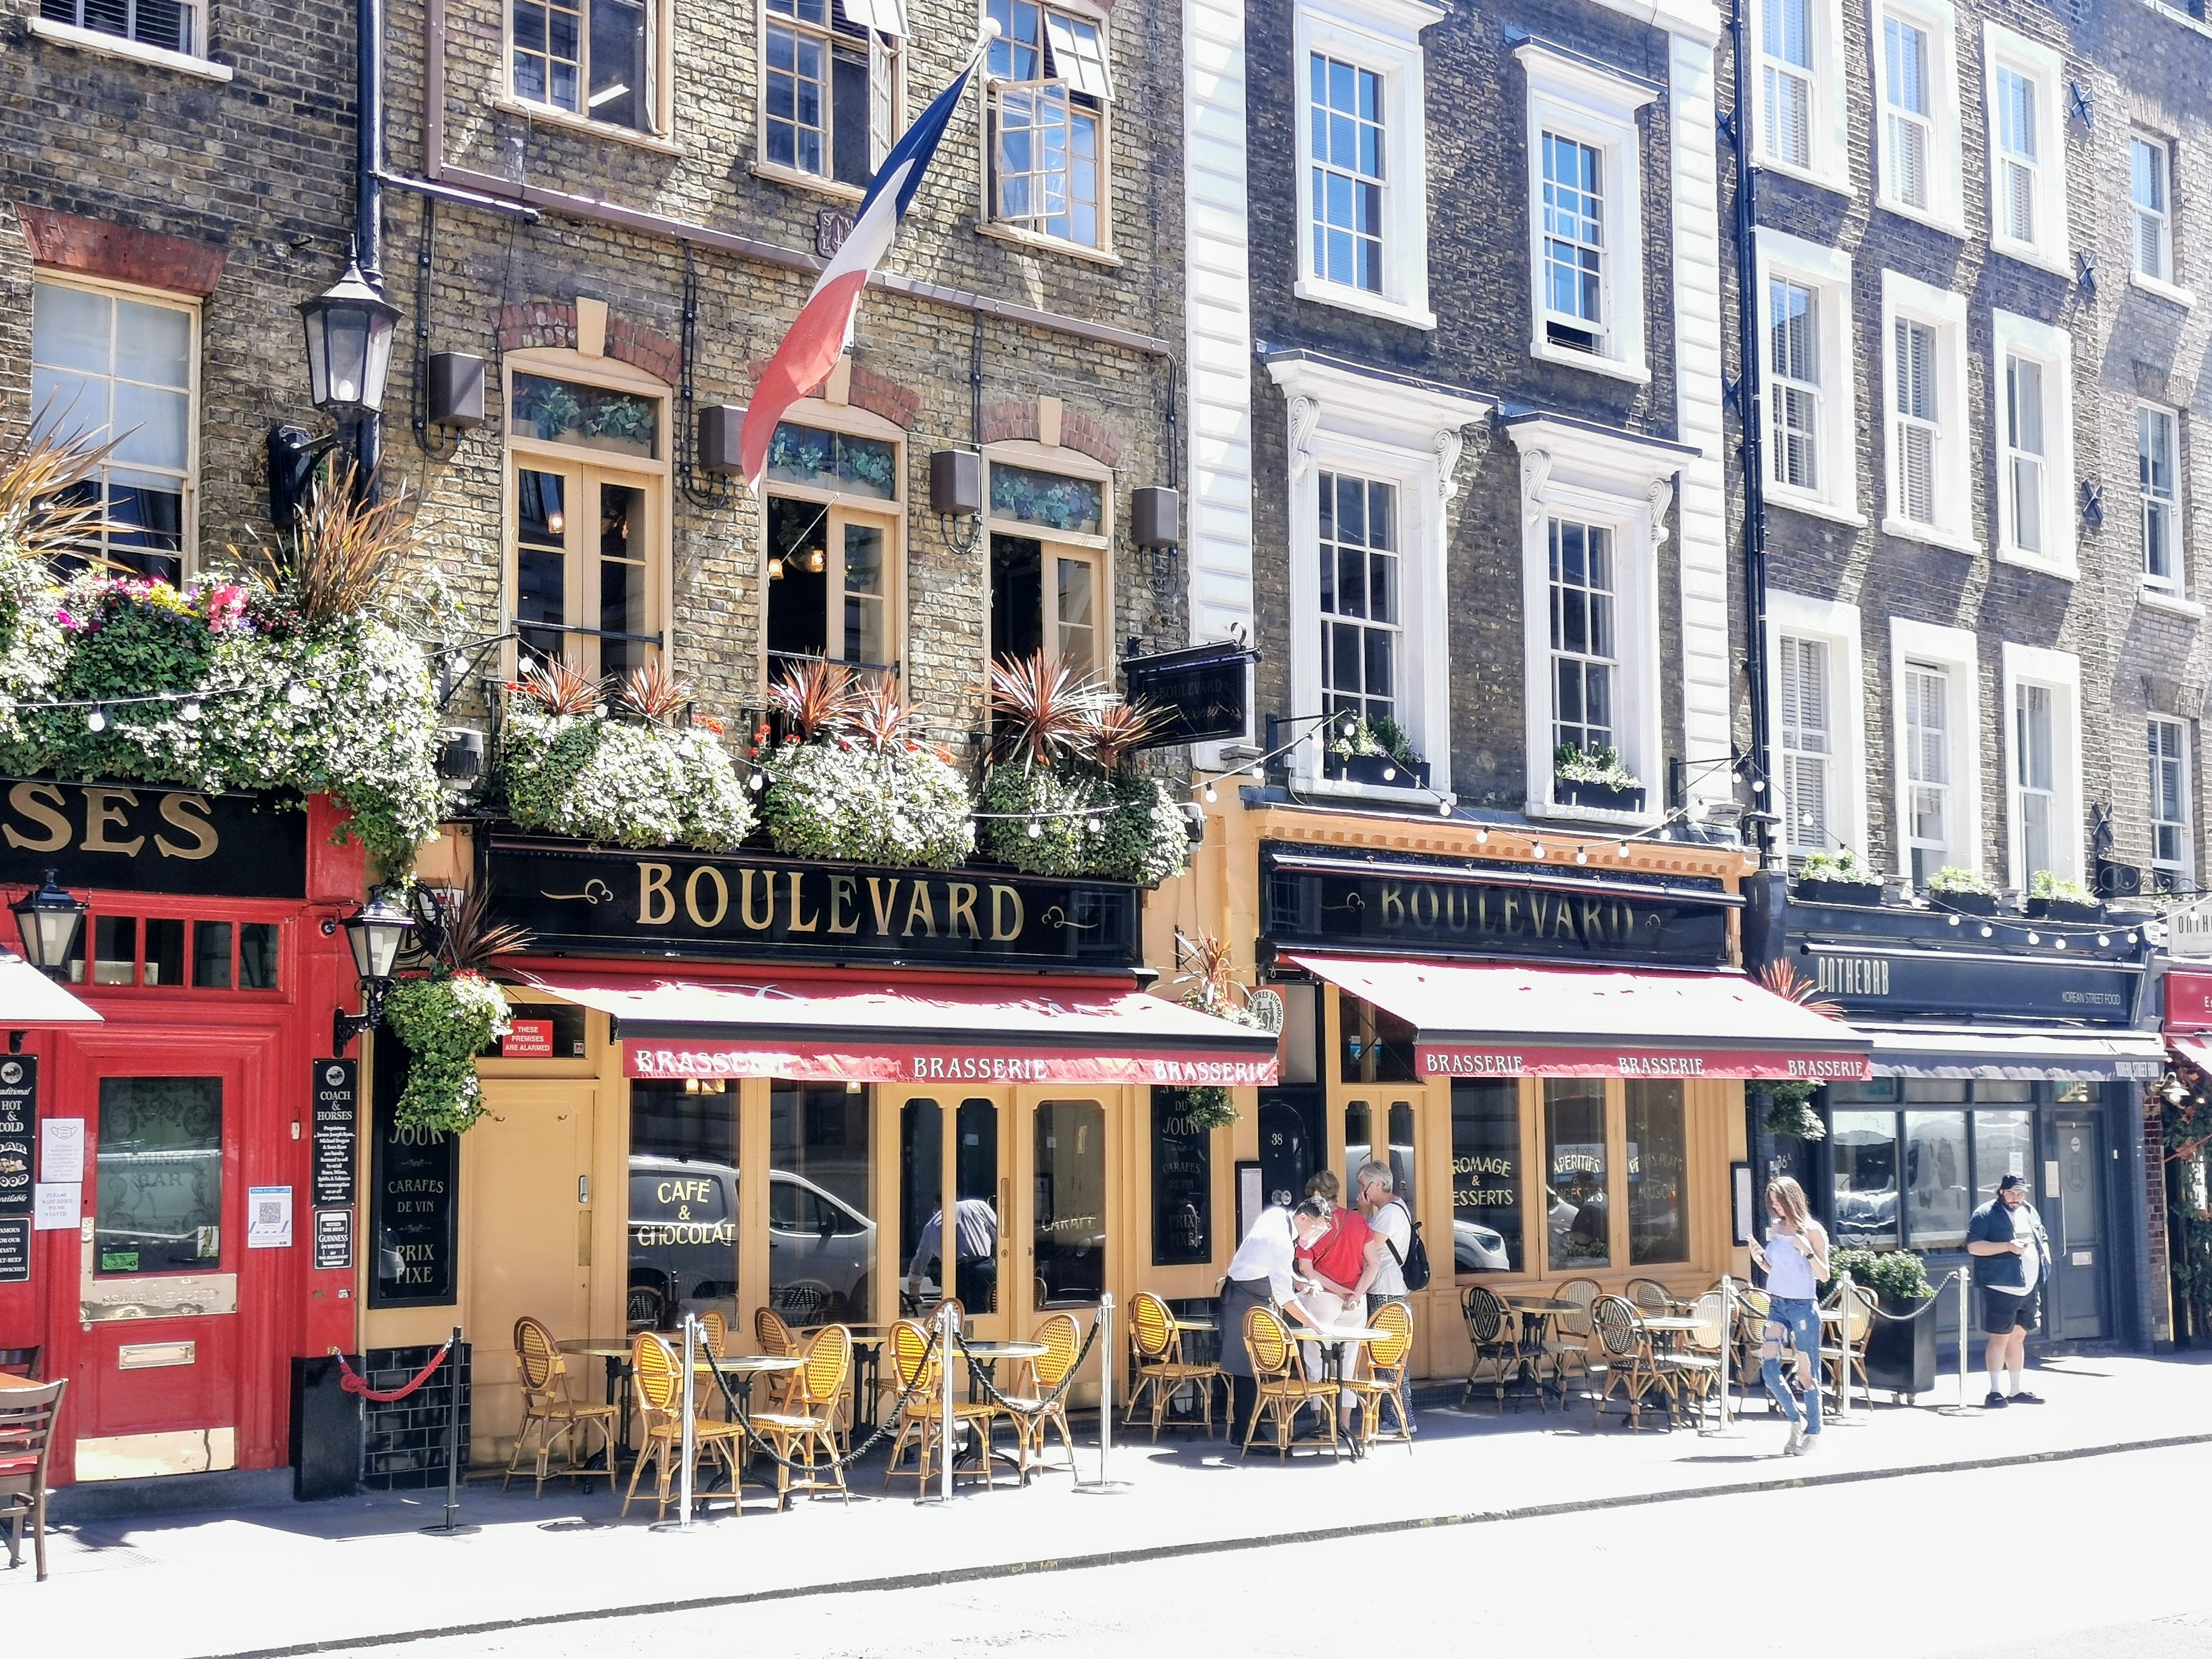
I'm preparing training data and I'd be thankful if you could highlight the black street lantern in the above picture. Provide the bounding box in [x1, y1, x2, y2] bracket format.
[300, 255, 401, 416]
[332, 892, 415, 1054]
[10, 870, 87, 978]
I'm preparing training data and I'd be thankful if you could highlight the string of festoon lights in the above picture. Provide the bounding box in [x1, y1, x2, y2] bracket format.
[5, 683, 270, 729]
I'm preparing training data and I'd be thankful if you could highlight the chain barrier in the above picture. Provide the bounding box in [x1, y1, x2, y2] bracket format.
[331, 1337, 452, 1403]
[1855, 1269, 1967, 1321]
[948, 1313, 1104, 1419]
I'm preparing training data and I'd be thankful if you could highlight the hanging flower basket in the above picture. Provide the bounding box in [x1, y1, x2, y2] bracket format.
[383, 971, 513, 1134]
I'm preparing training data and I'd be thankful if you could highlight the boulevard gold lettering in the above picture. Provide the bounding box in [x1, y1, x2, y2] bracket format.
[1371, 879, 1642, 950]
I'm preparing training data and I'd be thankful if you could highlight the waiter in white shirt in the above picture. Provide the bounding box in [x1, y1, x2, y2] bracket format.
[1220, 1196, 1333, 1437]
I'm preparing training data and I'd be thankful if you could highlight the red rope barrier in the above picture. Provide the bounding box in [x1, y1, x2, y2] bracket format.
[333, 1342, 451, 1403]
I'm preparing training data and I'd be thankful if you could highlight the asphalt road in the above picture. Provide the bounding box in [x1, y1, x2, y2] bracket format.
[329, 1443, 2212, 1659]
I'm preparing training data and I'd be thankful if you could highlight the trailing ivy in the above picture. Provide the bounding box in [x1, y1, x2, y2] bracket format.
[384, 971, 512, 1134]
[501, 699, 756, 849]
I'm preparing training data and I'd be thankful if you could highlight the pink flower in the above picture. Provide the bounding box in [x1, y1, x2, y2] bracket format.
[202, 585, 249, 631]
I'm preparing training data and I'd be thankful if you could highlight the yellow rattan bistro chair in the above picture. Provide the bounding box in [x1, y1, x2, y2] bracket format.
[1822, 1282, 1877, 1399]
[1659, 1291, 1728, 1426]
[998, 1312, 1083, 1481]
[503, 1316, 619, 1497]
[1345, 1299, 1415, 1451]
[1240, 1306, 1338, 1462]
[1125, 1290, 1224, 1439]
[749, 1324, 853, 1510]
[622, 1332, 745, 1521]
[881, 1317, 1004, 1493]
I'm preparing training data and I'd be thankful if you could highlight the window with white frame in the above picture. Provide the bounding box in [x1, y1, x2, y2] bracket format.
[1874, 0, 1962, 230]
[763, 0, 900, 188]
[985, 0, 1111, 250]
[2142, 403, 2182, 593]
[1518, 44, 1654, 380]
[1991, 309, 2073, 575]
[512, 0, 656, 132]
[1761, 0, 1812, 169]
[1881, 273, 1973, 550]
[2013, 681, 2055, 880]
[1309, 55, 1385, 294]
[1317, 470, 1400, 729]
[2133, 135, 2174, 285]
[1779, 634, 1832, 858]
[987, 454, 1110, 677]
[1982, 24, 2066, 272]
[2002, 644, 2080, 888]
[2151, 717, 2192, 891]
[1549, 518, 1615, 760]
[30, 276, 196, 586]
[1757, 230, 1857, 521]
[38, 0, 202, 56]
[1903, 661, 1952, 884]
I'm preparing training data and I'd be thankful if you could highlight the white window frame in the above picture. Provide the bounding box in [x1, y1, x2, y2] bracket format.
[982, 437, 1115, 682]
[1270, 355, 1487, 802]
[2130, 132, 2194, 306]
[981, 0, 1116, 255]
[2150, 716, 2194, 893]
[1752, 0, 1850, 195]
[1879, 270, 1977, 554]
[28, 4, 230, 78]
[1871, 0, 1965, 235]
[502, 0, 674, 142]
[1755, 229, 1860, 526]
[29, 272, 202, 585]
[1889, 617, 1981, 885]
[1291, 0, 1442, 332]
[1518, 41, 1655, 385]
[1989, 309, 2074, 579]
[756, 0, 903, 197]
[1509, 418, 1678, 824]
[2140, 401, 2187, 605]
[1980, 23, 2068, 276]
[1766, 591, 1869, 864]
[1999, 642, 2082, 890]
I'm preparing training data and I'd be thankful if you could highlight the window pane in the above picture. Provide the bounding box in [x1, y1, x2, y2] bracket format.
[1452, 1079, 1522, 1273]
[115, 298, 192, 388]
[627, 1078, 737, 1331]
[192, 920, 232, 990]
[896, 1098, 942, 1310]
[1033, 1100, 1104, 1307]
[1544, 1079, 1609, 1272]
[1151, 1089, 1214, 1267]
[1832, 1110, 1900, 1248]
[95, 1077, 223, 1276]
[143, 916, 186, 987]
[1905, 1110, 1969, 1248]
[1625, 1081, 1686, 1264]
[768, 1082, 873, 1322]
[1339, 993, 1416, 1083]
[92, 914, 136, 987]
[990, 462, 1101, 534]
[1056, 555, 1095, 674]
[768, 494, 831, 663]
[953, 1098, 1000, 1314]
[842, 522, 887, 666]
[1974, 1110, 2033, 1202]
[32, 281, 110, 374]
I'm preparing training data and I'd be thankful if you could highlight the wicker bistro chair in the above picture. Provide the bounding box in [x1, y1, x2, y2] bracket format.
[1626, 1278, 1680, 1317]
[1460, 1284, 1526, 1413]
[1591, 1296, 1673, 1430]
[1540, 1278, 1601, 1399]
[996, 1312, 1084, 1481]
[1822, 1283, 1877, 1399]
[749, 1324, 853, 1510]
[1731, 1287, 1772, 1410]
[1125, 1290, 1225, 1440]
[0, 1377, 66, 1580]
[1241, 1306, 1339, 1461]
[1658, 1292, 1728, 1426]
[753, 1307, 805, 1415]
[504, 1316, 620, 1496]
[1344, 1299, 1415, 1451]
[623, 1333, 746, 1521]
[881, 1317, 1005, 1493]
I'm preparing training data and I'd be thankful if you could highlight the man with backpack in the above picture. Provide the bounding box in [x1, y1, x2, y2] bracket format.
[1350, 1159, 1430, 1313]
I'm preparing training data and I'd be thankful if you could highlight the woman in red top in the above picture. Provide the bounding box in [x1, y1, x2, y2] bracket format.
[1296, 1172, 1372, 1433]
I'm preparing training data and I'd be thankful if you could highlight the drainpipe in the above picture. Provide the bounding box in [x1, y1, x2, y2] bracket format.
[355, 0, 386, 491]
[1730, 0, 1774, 866]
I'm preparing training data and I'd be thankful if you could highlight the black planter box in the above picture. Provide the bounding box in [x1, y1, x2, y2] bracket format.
[1929, 891, 1999, 917]
[1322, 751, 1430, 789]
[2024, 897, 2104, 923]
[1555, 779, 1646, 814]
[1792, 879, 1884, 907]
[1863, 1293, 1937, 1399]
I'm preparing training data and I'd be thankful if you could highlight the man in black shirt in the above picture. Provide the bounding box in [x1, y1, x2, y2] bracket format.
[1965, 1173, 2052, 1409]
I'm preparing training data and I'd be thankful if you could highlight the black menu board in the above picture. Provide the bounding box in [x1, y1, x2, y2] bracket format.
[311, 1059, 357, 1207]
[0, 1056, 31, 1223]
[367, 1031, 457, 1308]
[1150, 1088, 1214, 1267]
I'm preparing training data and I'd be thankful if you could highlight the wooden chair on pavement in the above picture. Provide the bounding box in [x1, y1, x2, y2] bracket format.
[999, 1312, 1083, 1481]
[749, 1324, 853, 1510]
[503, 1316, 619, 1496]
[1125, 1290, 1224, 1440]
[1541, 1278, 1600, 1401]
[1241, 1306, 1339, 1461]
[1460, 1284, 1525, 1413]
[1658, 1292, 1728, 1426]
[0, 1377, 66, 1580]
[1822, 1282, 1876, 1400]
[1626, 1277, 1678, 1317]
[622, 1333, 745, 1521]
[1592, 1296, 1671, 1430]
[1345, 1299, 1414, 1451]
[881, 1317, 1004, 1493]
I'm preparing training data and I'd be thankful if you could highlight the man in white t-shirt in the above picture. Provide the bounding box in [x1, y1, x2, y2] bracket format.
[1351, 1159, 1412, 1316]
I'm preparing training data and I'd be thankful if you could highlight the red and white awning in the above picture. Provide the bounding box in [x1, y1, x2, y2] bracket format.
[1281, 954, 1869, 1081]
[516, 971, 1280, 1087]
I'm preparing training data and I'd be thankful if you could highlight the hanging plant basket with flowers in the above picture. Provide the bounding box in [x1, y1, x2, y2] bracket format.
[758, 661, 975, 868]
[499, 658, 756, 850]
[383, 969, 514, 1134]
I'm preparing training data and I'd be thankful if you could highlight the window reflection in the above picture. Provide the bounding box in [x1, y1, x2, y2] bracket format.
[768, 1082, 874, 1325]
[1905, 1110, 1969, 1247]
[1832, 1109, 1900, 1248]
[1033, 1101, 1104, 1307]
[1451, 1079, 1521, 1274]
[96, 1077, 223, 1276]
[1975, 1110, 2033, 1202]
[1339, 994, 1416, 1083]
[1545, 1079, 1609, 1270]
[1625, 1081, 1686, 1264]
[627, 1079, 737, 1332]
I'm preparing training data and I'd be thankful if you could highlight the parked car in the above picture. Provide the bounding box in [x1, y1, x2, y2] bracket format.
[626, 1158, 875, 1330]
[1453, 1219, 1512, 1273]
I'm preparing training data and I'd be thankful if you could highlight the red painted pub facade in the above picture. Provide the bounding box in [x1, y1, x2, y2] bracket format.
[0, 781, 367, 1486]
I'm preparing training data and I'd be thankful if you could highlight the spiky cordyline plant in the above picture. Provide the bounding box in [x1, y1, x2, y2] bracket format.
[1087, 696, 1172, 774]
[0, 424, 116, 565]
[1175, 930, 1239, 1011]
[619, 655, 691, 724]
[848, 675, 915, 753]
[517, 655, 601, 716]
[432, 882, 537, 976]
[244, 463, 410, 628]
[989, 649, 1104, 769]
[769, 656, 857, 742]
[1757, 959, 1845, 1021]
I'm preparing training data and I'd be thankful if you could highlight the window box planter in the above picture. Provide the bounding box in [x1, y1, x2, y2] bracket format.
[1863, 1292, 1937, 1401]
[2024, 896, 2104, 924]
[1791, 879, 1885, 907]
[1554, 780, 1646, 814]
[1322, 751, 1429, 789]
[1928, 890, 1999, 917]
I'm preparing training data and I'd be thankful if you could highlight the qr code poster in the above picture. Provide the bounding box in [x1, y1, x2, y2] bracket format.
[246, 1185, 294, 1249]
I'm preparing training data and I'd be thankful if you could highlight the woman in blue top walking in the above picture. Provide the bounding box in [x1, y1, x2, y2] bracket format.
[1749, 1176, 1831, 1457]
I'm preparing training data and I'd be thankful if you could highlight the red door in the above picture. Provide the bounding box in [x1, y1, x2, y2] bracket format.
[50, 1029, 275, 1483]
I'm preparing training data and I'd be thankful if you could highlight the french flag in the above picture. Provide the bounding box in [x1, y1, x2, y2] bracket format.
[738, 39, 990, 490]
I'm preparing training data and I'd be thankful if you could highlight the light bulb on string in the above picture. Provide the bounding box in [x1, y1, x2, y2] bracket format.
[86, 706, 107, 733]
[1475, 828, 1489, 845]
[1436, 799, 1451, 817]
[1980, 925, 1994, 938]
[2053, 938, 2067, 950]
[1203, 782, 1218, 803]
[1027, 819, 1044, 839]
[1948, 914, 1960, 927]
[2027, 933, 2040, 945]
[1575, 850, 1588, 865]
[1617, 843, 1631, 859]
[768, 557, 785, 581]
[1529, 842, 1545, 859]
[181, 698, 203, 722]
[2098, 934, 2111, 948]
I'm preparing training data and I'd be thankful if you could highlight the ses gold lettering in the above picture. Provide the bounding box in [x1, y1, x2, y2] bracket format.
[3, 782, 225, 862]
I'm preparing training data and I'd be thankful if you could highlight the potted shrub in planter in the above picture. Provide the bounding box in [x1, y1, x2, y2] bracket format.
[1321, 714, 1429, 789]
[1552, 743, 1645, 814]
[1789, 848, 1883, 907]
[1925, 865, 1999, 917]
[759, 664, 975, 868]
[2024, 870, 2103, 923]
[1829, 1246, 1936, 1401]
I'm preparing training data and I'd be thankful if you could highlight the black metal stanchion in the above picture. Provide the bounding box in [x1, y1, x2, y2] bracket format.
[423, 1326, 479, 1536]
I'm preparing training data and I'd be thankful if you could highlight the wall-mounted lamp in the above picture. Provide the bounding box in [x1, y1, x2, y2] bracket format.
[10, 871, 87, 979]
[330, 892, 416, 1054]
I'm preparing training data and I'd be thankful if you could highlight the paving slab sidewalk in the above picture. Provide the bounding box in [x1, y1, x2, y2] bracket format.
[7, 1352, 2206, 1658]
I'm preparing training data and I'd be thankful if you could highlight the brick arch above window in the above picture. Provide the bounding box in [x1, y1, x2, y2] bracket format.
[16, 204, 226, 296]
[739, 357, 920, 431]
[979, 397, 1123, 467]
[494, 301, 679, 384]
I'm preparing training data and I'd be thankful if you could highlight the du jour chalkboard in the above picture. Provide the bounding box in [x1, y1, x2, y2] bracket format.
[367, 1031, 456, 1309]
